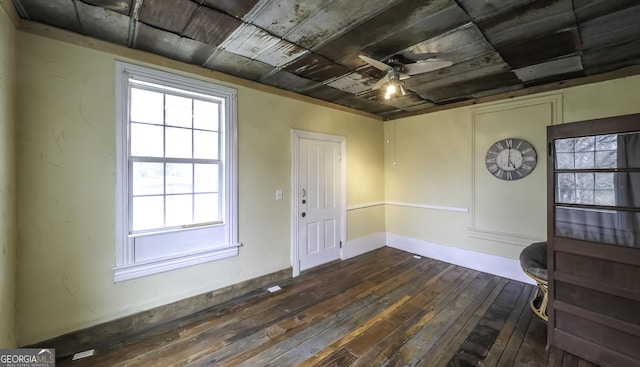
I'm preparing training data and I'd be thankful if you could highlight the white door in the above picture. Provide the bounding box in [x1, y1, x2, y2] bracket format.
[295, 134, 343, 272]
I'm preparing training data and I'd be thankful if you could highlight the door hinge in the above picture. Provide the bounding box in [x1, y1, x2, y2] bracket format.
[340, 241, 342, 248]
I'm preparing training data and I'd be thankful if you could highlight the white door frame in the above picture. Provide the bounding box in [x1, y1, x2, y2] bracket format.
[291, 129, 346, 277]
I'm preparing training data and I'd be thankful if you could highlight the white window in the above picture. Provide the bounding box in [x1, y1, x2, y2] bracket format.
[555, 134, 617, 206]
[115, 62, 238, 282]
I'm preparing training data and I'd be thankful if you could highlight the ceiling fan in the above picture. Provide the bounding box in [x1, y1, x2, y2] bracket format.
[359, 54, 453, 99]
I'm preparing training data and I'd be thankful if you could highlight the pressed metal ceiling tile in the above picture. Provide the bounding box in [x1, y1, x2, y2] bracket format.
[303, 84, 353, 102]
[312, 0, 461, 62]
[219, 24, 306, 67]
[405, 52, 510, 92]
[172, 37, 218, 66]
[202, 0, 260, 19]
[350, 4, 470, 67]
[12, 0, 640, 118]
[133, 22, 181, 60]
[284, 0, 399, 49]
[326, 73, 378, 95]
[402, 23, 493, 63]
[16, 0, 81, 32]
[419, 71, 522, 103]
[495, 27, 582, 68]
[333, 95, 397, 114]
[138, 0, 198, 34]
[219, 23, 279, 55]
[573, 0, 638, 22]
[254, 40, 308, 68]
[513, 55, 584, 82]
[79, 0, 131, 16]
[260, 70, 320, 93]
[479, 0, 575, 45]
[582, 38, 640, 75]
[204, 49, 274, 81]
[580, 5, 640, 50]
[76, 1, 129, 46]
[249, 0, 333, 38]
[183, 7, 242, 46]
[378, 93, 434, 110]
[457, 0, 534, 22]
[283, 53, 350, 82]
[470, 84, 523, 99]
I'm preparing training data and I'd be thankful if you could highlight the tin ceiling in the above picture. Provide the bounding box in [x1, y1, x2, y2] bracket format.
[10, 0, 640, 119]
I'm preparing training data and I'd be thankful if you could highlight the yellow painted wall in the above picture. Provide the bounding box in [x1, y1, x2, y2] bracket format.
[0, 3, 17, 348]
[386, 75, 640, 260]
[15, 32, 384, 345]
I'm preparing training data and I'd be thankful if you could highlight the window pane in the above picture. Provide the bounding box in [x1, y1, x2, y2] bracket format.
[130, 88, 164, 124]
[595, 173, 614, 190]
[556, 152, 574, 169]
[133, 162, 164, 195]
[575, 152, 594, 169]
[166, 194, 193, 227]
[575, 189, 594, 204]
[555, 207, 640, 248]
[194, 193, 219, 223]
[555, 138, 575, 153]
[166, 127, 192, 158]
[557, 189, 576, 203]
[557, 173, 575, 189]
[165, 95, 192, 128]
[595, 190, 615, 206]
[131, 123, 163, 157]
[194, 164, 219, 193]
[133, 196, 164, 231]
[575, 137, 595, 152]
[595, 150, 616, 168]
[194, 130, 218, 159]
[166, 163, 193, 194]
[576, 173, 594, 189]
[194, 100, 219, 131]
[596, 134, 617, 151]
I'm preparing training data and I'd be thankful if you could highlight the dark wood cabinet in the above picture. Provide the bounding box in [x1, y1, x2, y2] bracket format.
[547, 114, 640, 367]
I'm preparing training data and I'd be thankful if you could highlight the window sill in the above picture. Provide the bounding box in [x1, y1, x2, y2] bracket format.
[114, 245, 240, 282]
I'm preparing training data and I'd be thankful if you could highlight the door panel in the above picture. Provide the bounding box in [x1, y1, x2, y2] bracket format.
[547, 114, 640, 367]
[298, 137, 342, 271]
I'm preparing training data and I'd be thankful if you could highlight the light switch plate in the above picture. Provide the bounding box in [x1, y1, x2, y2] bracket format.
[275, 189, 283, 200]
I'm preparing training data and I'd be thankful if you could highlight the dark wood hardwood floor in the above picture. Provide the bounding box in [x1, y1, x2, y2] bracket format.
[57, 247, 600, 367]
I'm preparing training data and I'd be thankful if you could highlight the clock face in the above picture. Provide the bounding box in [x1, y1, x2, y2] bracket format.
[485, 138, 537, 180]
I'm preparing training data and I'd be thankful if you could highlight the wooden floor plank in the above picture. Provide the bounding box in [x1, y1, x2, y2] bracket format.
[481, 281, 534, 366]
[55, 247, 598, 367]
[417, 276, 508, 367]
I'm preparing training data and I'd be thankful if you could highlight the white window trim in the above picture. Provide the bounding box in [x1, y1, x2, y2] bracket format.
[114, 61, 239, 282]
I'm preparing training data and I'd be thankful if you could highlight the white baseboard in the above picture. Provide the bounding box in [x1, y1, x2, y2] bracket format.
[386, 233, 534, 285]
[342, 232, 386, 260]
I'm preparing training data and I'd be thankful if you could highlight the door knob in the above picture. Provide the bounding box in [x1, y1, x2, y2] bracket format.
[301, 212, 306, 217]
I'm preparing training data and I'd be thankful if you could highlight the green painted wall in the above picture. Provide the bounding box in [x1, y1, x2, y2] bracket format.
[6, 2, 640, 348]
[14, 31, 385, 345]
[385, 76, 640, 260]
[0, 3, 17, 348]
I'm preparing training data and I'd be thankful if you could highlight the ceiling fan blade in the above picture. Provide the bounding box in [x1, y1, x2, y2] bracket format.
[359, 55, 392, 71]
[372, 74, 391, 90]
[403, 60, 453, 75]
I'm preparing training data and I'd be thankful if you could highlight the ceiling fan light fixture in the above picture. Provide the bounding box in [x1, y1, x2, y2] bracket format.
[384, 78, 405, 99]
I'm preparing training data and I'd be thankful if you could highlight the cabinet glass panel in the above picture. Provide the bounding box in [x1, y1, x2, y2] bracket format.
[553, 131, 640, 248]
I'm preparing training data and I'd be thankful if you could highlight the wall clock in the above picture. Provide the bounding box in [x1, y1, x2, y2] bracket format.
[485, 138, 537, 180]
